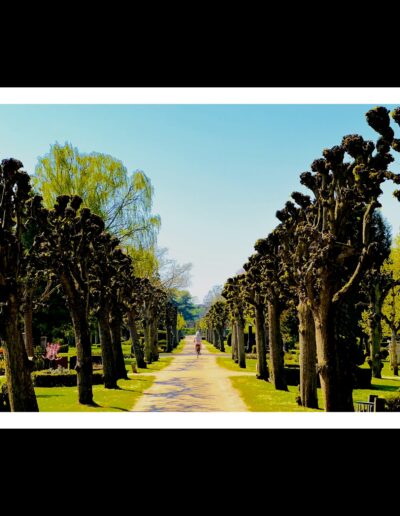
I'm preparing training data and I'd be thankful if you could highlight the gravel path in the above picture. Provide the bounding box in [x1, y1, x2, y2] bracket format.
[132, 337, 249, 411]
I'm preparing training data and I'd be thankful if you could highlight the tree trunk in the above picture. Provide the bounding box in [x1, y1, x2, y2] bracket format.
[71, 310, 93, 405]
[3, 298, 38, 411]
[173, 325, 179, 349]
[390, 328, 399, 376]
[150, 318, 159, 362]
[166, 325, 173, 352]
[369, 283, 383, 378]
[143, 320, 152, 364]
[213, 329, 219, 349]
[126, 311, 146, 368]
[232, 322, 238, 362]
[110, 315, 128, 380]
[255, 304, 269, 380]
[313, 287, 353, 411]
[23, 290, 34, 358]
[236, 318, 246, 368]
[268, 301, 287, 391]
[218, 327, 225, 352]
[97, 312, 118, 389]
[297, 300, 318, 408]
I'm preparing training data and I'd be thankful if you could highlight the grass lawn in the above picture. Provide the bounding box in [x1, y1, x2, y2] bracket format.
[35, 375, 155, 412]
[214, 348, 400, 411]
[231, 376, 318, 411]
[36, 344, 182, 412]
[204, 340, 232, 355]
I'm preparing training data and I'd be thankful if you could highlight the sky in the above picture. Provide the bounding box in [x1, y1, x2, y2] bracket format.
[0, 104, 399, 302]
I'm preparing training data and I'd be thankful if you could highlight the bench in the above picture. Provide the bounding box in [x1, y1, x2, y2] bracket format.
[355, 394, 385, 412]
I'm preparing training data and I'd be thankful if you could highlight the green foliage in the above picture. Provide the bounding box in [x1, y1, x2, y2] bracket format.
[177, 313, 186, 331]
[33, 142, 160, 248]
[384, 395, 400, 411]
[172, 290, 201, 322]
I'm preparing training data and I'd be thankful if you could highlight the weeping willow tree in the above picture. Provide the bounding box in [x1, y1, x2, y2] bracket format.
[33, 142, 161, 247]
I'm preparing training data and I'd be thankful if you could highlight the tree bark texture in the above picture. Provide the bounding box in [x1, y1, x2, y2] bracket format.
[268, 301, 287, 391]
[298, 301, 318, 408]
[126, 311, 146, 368]
[236, 318, 246, 369]
[23, 290, 34, 358]
[255, 304, 269, 380]
[97, 312, 118, 389]
[313, 286, 354, 411]
[3, 298, 38, 411]
[232, 323, 238, 362]
[110, 315, 128, 379]
[390, 329, 399, 376]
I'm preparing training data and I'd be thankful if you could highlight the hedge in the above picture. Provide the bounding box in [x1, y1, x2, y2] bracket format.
[158, 339, 167, 351]
[32, 370, 104, 387]
[282, 365, 371, 389]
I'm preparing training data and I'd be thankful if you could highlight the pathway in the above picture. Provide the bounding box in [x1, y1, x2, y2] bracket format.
[132, 337, 250, 411]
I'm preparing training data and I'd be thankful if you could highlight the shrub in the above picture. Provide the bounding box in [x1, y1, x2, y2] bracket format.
[0, 384, 10, 412]
[384, 395, 400, 412]
[354, 367, 372, 389]
[0, 359, 5, 375]
[227, 333, 232, 347]
[158, 339, 167, 348]
[284, 365, 300, 386]
[380, 349, 389, 360]
[32, 356, 46, 371]
[32, 369, 103, 387]
[252, 345, 257, 354]
[246, 353, 257, 359]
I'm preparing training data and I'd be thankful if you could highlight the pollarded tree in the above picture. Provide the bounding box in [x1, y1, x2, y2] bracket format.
[142, 283, 167, 363]
[207, 301, 228, 352]
[165, 301, 177, 352]
[291, 106, 400, 411]
[274, 196, 318, 408]
[30, 194, 106, 405]
[124, 276, 148, 369]
[0, 158, 38, 411]
[222, 276, 246, 368]
[242, 254, 269, 381]
[108, 247, 135, 380]
[89, 231, 121, 389]
[254, 233, 288, 391]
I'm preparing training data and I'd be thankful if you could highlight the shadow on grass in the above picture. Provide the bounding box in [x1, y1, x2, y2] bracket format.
[36, 394, 63, 399]
[370, 384, 400, 392]
[107, 407, 130, 412]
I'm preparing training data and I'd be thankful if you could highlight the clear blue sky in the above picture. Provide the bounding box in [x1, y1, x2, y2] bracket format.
[0, 104, 399, 302]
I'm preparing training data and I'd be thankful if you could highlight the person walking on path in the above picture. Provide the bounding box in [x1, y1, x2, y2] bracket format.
[194, 330, 202, 356]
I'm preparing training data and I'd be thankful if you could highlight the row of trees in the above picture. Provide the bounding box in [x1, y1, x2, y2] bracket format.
[0, 143, 185, 411]
[203, 106, 400, 411]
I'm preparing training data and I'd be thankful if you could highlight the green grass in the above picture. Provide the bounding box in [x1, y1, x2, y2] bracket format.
[35, 348, 178, 411]
[231, 376, 317, 411]
[222, 353, 400, 411]
[216, 355, 258, 373]
[204, 340, 232, 355]
[35, 375, 155, 412]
